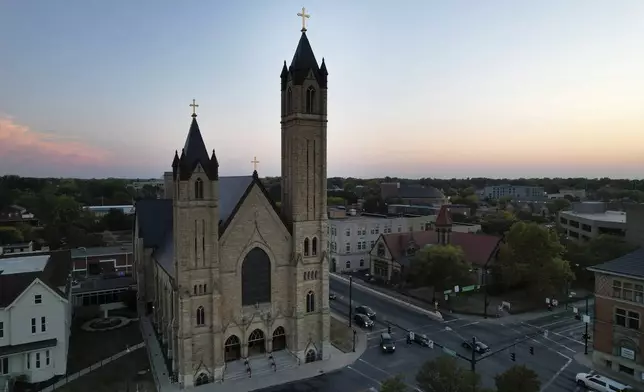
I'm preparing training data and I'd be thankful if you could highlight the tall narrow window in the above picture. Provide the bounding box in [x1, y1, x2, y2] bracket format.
[202, 219, 206, 266]
[193, 285, 197, 295]
[306, 86, 316, 113]
[45, 350, 50, 366]
[41, 316, 46, 332]
[304, 238, 310, 256]
[195, 220, 198, 266]
[195, 178, 204, 199]
[31, 318, 36, 334]
[312, 237, 318, 256]
[196, 306, 205, 326]
[286, 87, 293, 113]
[306, 291, 315, 313]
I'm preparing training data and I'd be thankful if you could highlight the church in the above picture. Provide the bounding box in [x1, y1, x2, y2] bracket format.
[133, 18, 331, 388]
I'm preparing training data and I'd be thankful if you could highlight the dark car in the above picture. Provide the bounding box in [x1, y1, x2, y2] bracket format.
[355, 305, 376, 320]
[354, 314, 374, 329]
[462, 339, 490, 354]
[413, 333, 432, 347]
[380, 333, 396, 353]
[329, 293, 337, 300]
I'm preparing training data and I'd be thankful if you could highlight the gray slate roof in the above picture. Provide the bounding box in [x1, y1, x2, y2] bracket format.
[588, 248, 644, 278]
[135, 175, 254, 279]
[71, 244, 132, 258]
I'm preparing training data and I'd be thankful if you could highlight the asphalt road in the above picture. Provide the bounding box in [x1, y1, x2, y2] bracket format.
[257, 278, 593, 392]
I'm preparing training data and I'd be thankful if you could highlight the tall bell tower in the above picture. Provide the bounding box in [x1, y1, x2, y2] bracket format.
[280, 8, 331, 361]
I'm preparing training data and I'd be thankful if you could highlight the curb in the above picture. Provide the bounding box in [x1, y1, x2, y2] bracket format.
[331, 273, 444, 322]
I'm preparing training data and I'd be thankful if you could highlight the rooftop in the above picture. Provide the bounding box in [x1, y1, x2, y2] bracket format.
[588, 248, 644, 279]
[329, 211, 422, 221]
[0, 255, 50, 275]
[560, 210, 627, 224]
[71, 245, 133, 258]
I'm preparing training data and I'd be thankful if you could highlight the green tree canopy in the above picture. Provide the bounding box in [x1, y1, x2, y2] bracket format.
[481, 211, 516, 236]
[547, 198, 571, 214]
[496, 221, 574, 296]
[416, 356, 483, 392]
[0, 226, 24, 245]
[327, 196, 346, 206]
[410, 244, 472, 297]
[101, 209, 133, 231]
[495, 365, 541, 392]
[380, 375, 408, 392]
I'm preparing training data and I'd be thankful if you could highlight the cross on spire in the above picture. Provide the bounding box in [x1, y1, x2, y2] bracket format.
[190, 99, 199, 117]
[297, 7, 310, 32]
[251, 156, 260, 171]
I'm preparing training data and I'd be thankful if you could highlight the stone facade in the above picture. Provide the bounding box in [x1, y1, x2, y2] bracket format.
[134, 29, 330, 389]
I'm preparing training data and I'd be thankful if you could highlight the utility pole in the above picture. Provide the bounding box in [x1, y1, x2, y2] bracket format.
[348, 276, 353, 328]
[584, 296, 589, 355]
[471, 336, 477, 392]
[482, 271, 488, 319]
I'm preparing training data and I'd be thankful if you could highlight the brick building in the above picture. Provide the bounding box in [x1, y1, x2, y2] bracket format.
[70, 245, 133, 279]
[588, 248, 644, 384]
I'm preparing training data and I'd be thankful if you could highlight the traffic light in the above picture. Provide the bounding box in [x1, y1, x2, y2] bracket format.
[510, 352, 516, 361]
[529, 346, 534, 355]
[388, 326, 392, 334]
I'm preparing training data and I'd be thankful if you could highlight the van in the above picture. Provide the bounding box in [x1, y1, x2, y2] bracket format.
[575, 372, 633, 392]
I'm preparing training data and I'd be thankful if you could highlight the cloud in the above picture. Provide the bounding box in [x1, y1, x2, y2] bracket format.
[0, 116, 112, 176]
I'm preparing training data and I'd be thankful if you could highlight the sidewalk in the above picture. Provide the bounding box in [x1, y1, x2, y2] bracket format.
[464, 299, 595, 325]
[140, 315, 177, 392]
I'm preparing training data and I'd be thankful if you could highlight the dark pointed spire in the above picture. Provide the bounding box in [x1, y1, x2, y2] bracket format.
[287, 32, 327, 88]
[280, 61, 289, 91]
[320, 58, 328, 76]
[253, 170, 259, 180]
[178, 115, 218, 180]
[172, 150, 180, 179]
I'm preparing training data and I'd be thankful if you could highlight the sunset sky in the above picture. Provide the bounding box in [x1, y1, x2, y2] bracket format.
[1, 0, 643, 179]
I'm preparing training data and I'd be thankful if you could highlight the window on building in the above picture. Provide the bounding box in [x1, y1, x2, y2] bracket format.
[306, 291, 315, 313]
[45, 350, 50, 366]
[26, 353, 30, 369]
[397, 226, 402, 232]
[41, 316, 47, 332]
[0, 321, 3, 338]
[34, 294, 42, 304]
[304, 238, 310, 256]
[0, 357, 7, 375]
[306, 86, 316, 113]
[194, 178, 204, 200]
[370, 240, 375, 249]
[35, 352, 41, 369]
[196, 306, 205, 326]
[360, 259, 365, 267]
[31, 318, 36, 334]
[374, 226, 379, 234]
[345, 228, 351, 236]
[623, 282, 634, 301]
[345, 243, 351, 253]
[615, 308, 640, 330]
[312, 237, 318, 256]
[193, 285, 197, 295]
[613, 280, 644, 304]
[345, 260, 351, 269]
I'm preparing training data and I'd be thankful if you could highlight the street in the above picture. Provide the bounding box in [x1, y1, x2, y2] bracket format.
[256, 277, 593, 392]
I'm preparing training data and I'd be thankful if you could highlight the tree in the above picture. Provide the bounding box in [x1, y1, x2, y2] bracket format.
[410, 245, 472, 300]
[380, 375, 408, 392]
[547, 198, 571, 214]
[495, 365, 540, 392]
[496, 221, 574, 296]
[0, 226, 24, 245]
[480, 211, 516, 236]
[416, 356, 482, 392]
[102, 209, 133, 231]
[327, 196, 346, 206]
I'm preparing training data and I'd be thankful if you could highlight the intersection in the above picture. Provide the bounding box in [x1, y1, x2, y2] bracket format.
[256, 277, 594, 392]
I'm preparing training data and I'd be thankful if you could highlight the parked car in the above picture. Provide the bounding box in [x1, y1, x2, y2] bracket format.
[462, 338, 490, 354]
[380, 333, 396, 353]
[354, 314, 374, 329]
[575, 372, 633, 392]
[355, 305, 376, 319]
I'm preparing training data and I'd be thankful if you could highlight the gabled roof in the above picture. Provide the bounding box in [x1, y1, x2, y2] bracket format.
[175, 116, 219, 180]
[435, 205, 453, 226]
[0, 250, 72, 308]
[381, 231, 501, 267]
[587, 248, 644, 279]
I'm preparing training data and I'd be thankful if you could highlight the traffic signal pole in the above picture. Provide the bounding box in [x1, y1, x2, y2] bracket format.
[348, 276, 353, 328]
[584, 296, 589, 355]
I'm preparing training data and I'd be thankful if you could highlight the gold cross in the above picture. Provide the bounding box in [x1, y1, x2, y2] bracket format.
[189, 99, 199, 117]
[297, 7, 310, 32]
[251, 156, 260, 171]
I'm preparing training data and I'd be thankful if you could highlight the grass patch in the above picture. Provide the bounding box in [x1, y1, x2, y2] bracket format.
[330, 317, 354, 353]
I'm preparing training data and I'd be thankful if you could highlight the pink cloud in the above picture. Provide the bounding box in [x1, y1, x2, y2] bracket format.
[0, 116, 112, 175]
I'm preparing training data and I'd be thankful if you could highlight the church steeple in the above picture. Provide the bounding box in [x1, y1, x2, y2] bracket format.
[282, 31, 328, 89]
[175, 101, 218, 180]
[435, 205, 453, 245]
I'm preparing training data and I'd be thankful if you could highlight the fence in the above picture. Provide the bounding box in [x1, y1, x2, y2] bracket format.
[36, 342, 145, 392]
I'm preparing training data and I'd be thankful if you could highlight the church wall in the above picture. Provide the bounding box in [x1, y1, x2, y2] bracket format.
[218, 184, 294, 349]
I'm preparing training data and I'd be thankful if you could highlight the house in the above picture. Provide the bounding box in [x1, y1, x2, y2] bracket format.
[0, 242, 35, 256]
[83, 205, 135, 218]
[587, 248, 644, 385]
[0, 206, 38, 227]
[0, 251, 72, 384]
[369, 206, 501, 283]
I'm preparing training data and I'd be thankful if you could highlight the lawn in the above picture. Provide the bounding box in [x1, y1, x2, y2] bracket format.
[330, 316, 354, 353]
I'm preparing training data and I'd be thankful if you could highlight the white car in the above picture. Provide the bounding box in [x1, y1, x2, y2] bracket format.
[575, 372, 633, 392]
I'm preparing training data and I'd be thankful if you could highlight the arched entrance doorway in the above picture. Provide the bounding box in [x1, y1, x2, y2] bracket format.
[248, 329, 266, 356]
[272, 326, 286, 351]
[305, 349, 317, 363]
[224, 335, 241, 362]
[195, 373, 209, 386]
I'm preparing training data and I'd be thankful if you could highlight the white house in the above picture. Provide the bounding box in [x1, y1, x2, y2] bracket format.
[0, 251, 72, 385]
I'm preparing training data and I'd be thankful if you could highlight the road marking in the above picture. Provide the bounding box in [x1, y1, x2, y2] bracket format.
[522, 322, 585, 347]
[541, 357, 572, 392]
[357, 359, 422, 392]
[347, 365, 382, 386]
